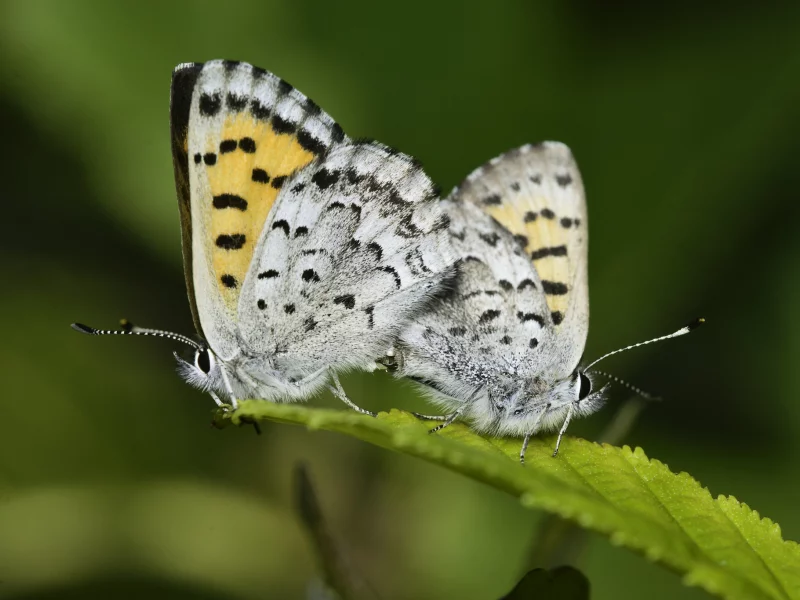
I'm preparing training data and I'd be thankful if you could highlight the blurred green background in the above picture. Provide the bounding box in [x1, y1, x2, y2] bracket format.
[2, 1, 799, 598]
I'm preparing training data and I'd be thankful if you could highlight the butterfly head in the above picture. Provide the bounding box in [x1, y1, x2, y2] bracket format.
[173, 344, 225, 395]
[482, 369, 604, 436]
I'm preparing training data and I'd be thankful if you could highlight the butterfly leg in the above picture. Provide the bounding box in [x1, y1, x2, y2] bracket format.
[428, 408, 463, 433]
[552, 402, 576, 457]
[520, 433, 533, 464]
[208, 390, 224, 407]
[519, 408, 548, 464]
[218, 366, 239, 409]
[411, 412, 449, 421]
[328, 372, 377, 417]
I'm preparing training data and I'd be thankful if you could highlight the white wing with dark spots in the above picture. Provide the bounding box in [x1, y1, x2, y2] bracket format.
[238, 141, 456, 384]
[453, 142, 588, 375]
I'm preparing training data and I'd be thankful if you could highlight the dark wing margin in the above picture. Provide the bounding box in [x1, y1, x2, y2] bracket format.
[170, 62, 204, 337]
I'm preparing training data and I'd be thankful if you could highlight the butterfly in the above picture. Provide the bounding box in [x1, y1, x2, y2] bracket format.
[385, 142, 701, 461]
[73, 60, 456, 413]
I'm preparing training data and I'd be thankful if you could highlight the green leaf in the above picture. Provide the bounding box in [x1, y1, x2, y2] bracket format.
[221, 402, 800, 600]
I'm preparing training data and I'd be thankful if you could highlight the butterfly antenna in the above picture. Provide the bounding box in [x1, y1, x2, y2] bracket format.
[584, 317, 704, 372]
[590, 370, 660, 401]
[71, 319, 202, 350]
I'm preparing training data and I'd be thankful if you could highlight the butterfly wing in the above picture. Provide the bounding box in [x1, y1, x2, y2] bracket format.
[170, 60, 346, 357]
[238, 140, 455, 382]
[455, 142, 588, 376]
[399, 198, 552, 410]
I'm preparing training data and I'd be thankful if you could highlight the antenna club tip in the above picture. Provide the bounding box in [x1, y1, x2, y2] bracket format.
[687, 317, 705, 331]
[71, 323, 96, 335]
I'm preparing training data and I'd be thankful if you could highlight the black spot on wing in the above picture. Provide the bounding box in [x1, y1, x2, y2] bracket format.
[498, 280, 513, 291]
[257, 299, 266, 310]
[333, 294, 355, 309]
[277, 79, 293, 95]
[479, 309, 501, 324]
[239, 137, 256, 153]
[517, 312, 545, 326]
[540, 208, 555, 219]
[364, 305, 374, 329]
[517, 279, 536, 291]
[556, 173, 573, 187]
[510, 182, 520, 191]
[292, 182, 307, 193]
[542, 281, 569, 295]
[193, 153, 201, 164]
[272, 220, 290, 235]
[220, 274, 237, 288]
[513, 234, 529, 248]
[448, 326, 467, 336]
[226, 93, 247, 111]
[482, 194, 502, 206]
[531, 245, 568, 260]
[331, 123, 345, 143]
[366, 242, 383, 261]
[215, 234, 246, 250]
[303, 96, 321, 116]
[271, 115, 297, 135]
[213, 194, 248, 210]
[199, 93, 221, 116]
[500, 335, 512, 345]
[302, 269, 320, 283]
[203, 153, 217, 165]
[524, 211, 537, 222]
[294, 226, 308, 237]
[530, 174, 542, 184]
[304, 317, 317, 332]
[252, 168, 270, 183]
[560, 217, 573, 228]
[551, 311, 564, 325]
[297, 129, 326, 155]
[284, 303, 295, 314]
[529, 338, 539, 349]
[258, 270, 279, 279]
[312, 168, 341, 190]
[271, 175, 287, 189]
[219, 139, 237, 154]
[250, 99, 271, 120]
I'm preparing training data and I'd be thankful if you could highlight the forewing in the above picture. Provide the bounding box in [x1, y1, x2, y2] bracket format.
[239, 141, 456, 378]
[453, 142, 588, 375]
[170, 60, 346, 356]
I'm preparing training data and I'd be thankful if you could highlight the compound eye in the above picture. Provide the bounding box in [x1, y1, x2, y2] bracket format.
[195, 348, 212, 374]
[578, 372, 592, 400]
[513, 408, 524, 416]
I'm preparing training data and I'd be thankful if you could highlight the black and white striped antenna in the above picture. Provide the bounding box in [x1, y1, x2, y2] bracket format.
[585, 318, 704, 373]
[71, 320, 202, 351]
